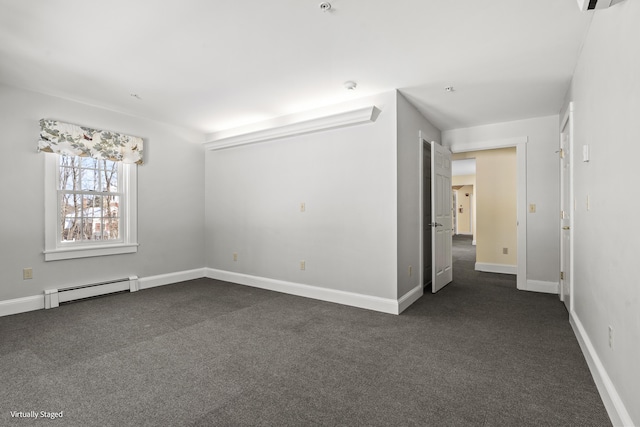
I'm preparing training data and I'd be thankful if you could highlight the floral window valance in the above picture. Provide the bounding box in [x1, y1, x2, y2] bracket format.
[38, 119, 144, 165]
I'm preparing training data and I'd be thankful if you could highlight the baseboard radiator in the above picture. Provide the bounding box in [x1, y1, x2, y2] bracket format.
[44, 276, 139, 309]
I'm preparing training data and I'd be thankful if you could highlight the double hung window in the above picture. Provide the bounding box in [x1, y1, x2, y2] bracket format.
[44, 154, 137, 261]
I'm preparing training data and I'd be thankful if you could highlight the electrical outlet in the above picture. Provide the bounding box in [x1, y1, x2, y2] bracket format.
[608, 326, 614, 349]
[23, 268, 33, 280]
[503, 248, 508, 255]
[233, 253, 238, 262]
[300, 260, 306, 271]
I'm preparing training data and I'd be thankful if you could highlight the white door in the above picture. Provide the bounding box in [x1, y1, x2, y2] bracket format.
[431, 141, 453, 292]
[560, 104, 573, 312]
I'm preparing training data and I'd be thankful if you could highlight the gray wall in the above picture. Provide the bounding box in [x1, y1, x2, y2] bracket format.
[562, 1, 640, 423]
[396, 92, 441, 297]
[0, 84, 206, 301]
[204, 91, 399, 299]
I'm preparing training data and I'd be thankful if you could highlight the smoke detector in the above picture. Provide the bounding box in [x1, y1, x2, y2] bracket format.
[319, 2, 332, 12]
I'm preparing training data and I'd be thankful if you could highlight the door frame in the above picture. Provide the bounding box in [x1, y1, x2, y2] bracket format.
[560, 102, 575, 312]
[447, 137, 528, 290]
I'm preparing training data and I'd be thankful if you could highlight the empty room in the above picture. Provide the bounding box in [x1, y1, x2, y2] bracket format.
[0, 0, 638, 426]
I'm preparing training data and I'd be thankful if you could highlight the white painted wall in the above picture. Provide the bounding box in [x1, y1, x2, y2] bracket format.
[0, 84, 205, 302]
[562, 1, 640, 424]
[396, 92, 441, 298]
[204, 91, 398, 300]
[442, 115, 560, 284]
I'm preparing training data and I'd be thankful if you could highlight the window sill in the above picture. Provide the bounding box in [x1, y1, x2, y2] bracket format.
[44, 243, 138, 261]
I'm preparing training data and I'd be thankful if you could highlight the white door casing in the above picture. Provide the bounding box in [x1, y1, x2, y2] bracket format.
[431, 141, 453, 292]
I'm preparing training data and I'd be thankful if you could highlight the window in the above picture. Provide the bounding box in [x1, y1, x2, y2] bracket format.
[44, 154, 137, 261]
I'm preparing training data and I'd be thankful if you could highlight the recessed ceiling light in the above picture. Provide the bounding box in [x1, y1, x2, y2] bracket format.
[344, 81, 357, 90]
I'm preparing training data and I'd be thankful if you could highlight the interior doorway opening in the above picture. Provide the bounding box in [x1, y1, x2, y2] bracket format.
[449, 140, 527, 290]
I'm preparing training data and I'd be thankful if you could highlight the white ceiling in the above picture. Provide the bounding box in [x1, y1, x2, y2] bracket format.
[0, 0, 593, 135]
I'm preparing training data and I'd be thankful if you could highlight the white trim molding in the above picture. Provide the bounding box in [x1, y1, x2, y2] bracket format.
[138, 268, 207, 290]
[449, 136, 528, 154]
[523, 279, 559, 294]
[0, 295, 44, 317]
[205, 268, 401, 314]
[571, 312, 633, 427]
[398, 284, 423, 314]
[475, 262, 517, 275]
[204, 106, 380, 151]
[1, 268, 410, 317]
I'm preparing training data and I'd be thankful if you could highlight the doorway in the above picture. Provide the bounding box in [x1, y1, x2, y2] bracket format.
[450, 138, 527, 290]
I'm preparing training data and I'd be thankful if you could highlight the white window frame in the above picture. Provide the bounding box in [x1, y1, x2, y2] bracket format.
[44, 154, 138, 261]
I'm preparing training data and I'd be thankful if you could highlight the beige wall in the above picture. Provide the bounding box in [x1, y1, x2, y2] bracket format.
[453, 148, 517, 267]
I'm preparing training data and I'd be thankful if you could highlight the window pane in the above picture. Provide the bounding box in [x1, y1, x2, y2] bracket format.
[101, 160, 118, 192]
[59, 167, 77, 191]
[62, 215, 82, 242]
[79, 157, 99, 169]
[79, 168, 98, 191]
[83, 195, 101, 217]
[60, 155, 77, 168]
[60, 193, 82, 241]
[104, 217, 119, 240]
[104, 196, 119, 217]
[82, 218, 94, 240]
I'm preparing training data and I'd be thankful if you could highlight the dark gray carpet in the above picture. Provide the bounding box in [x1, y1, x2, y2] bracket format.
[0, 237, 611, 426]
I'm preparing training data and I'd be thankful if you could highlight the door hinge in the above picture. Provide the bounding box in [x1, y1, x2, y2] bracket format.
[560, 271, 564, 280]
[559, 148, 565, 159]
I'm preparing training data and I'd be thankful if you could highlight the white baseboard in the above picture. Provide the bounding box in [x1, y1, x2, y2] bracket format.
[570, 312, 633, 427]
[0, 268, 207, 317]
[205, 268, 401, 314]
[0, 295, 44, 317]
[138, 268, 206, 290]
[398, 284, 423, 314]
[522, 279, 559, 294]
[475, 262, 517, 275]
[1, 268, 423, 317]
